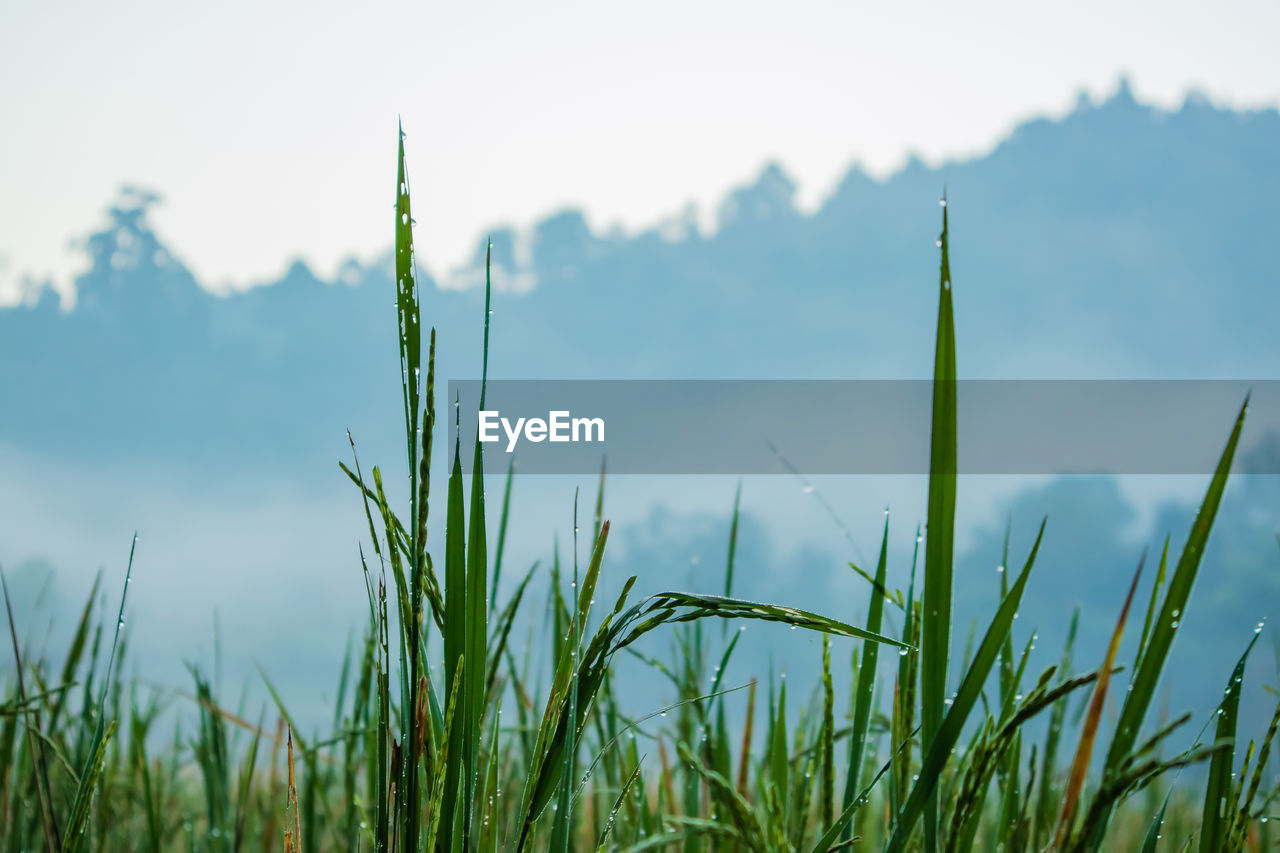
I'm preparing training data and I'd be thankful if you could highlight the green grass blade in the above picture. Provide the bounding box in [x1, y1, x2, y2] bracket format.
[440, 444, 468, 853]
[597, 759, 645, 851]
[998, 516, 1014, 707]
[1132, 537, 1169, 678]
[465, 426, 488, 842]
[1198, 632, 1260, 852]
[921, 193, 957, 853]
[456, 244, 495, 845]
[551, 500, 589, 853]
[840, 516, 888, 841]
[593, 457, 607, 545]
[1140, 791, 1172, 853]
[490, 459, 515, 612]
[724, 482, 741, 600]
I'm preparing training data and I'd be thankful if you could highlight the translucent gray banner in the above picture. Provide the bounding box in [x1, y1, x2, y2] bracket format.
[445, 380, 1276, 475]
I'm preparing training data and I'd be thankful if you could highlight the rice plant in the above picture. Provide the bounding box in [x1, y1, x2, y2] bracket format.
[1, 128, 1278, 852]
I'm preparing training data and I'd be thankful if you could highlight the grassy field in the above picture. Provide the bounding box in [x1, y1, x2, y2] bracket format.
[2, 131, 1278, 852]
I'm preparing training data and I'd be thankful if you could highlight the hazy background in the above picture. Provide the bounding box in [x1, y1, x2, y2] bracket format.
[2, 1, 1278, 741]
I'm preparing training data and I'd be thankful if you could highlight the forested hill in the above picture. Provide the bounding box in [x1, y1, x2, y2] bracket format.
[3, 83, 1278, 475]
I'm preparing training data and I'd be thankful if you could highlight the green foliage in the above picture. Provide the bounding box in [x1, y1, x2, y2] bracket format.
[1, 131, 1276, 853]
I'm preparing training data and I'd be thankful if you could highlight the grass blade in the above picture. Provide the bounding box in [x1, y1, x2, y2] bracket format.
[1140, 791, 1172, 853]
[440, 442, 468, 853]
[490, 459, 515, 612]
[921, 193, 957, 853]
[1198, 633, 1260, 852]
[840, 516, 889, 842]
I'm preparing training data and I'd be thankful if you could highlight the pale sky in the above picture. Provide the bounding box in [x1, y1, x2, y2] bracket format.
[2, 0, 1278, 304]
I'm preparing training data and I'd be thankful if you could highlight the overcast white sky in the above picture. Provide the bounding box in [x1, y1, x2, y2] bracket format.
[2, 0, 1278, 303]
